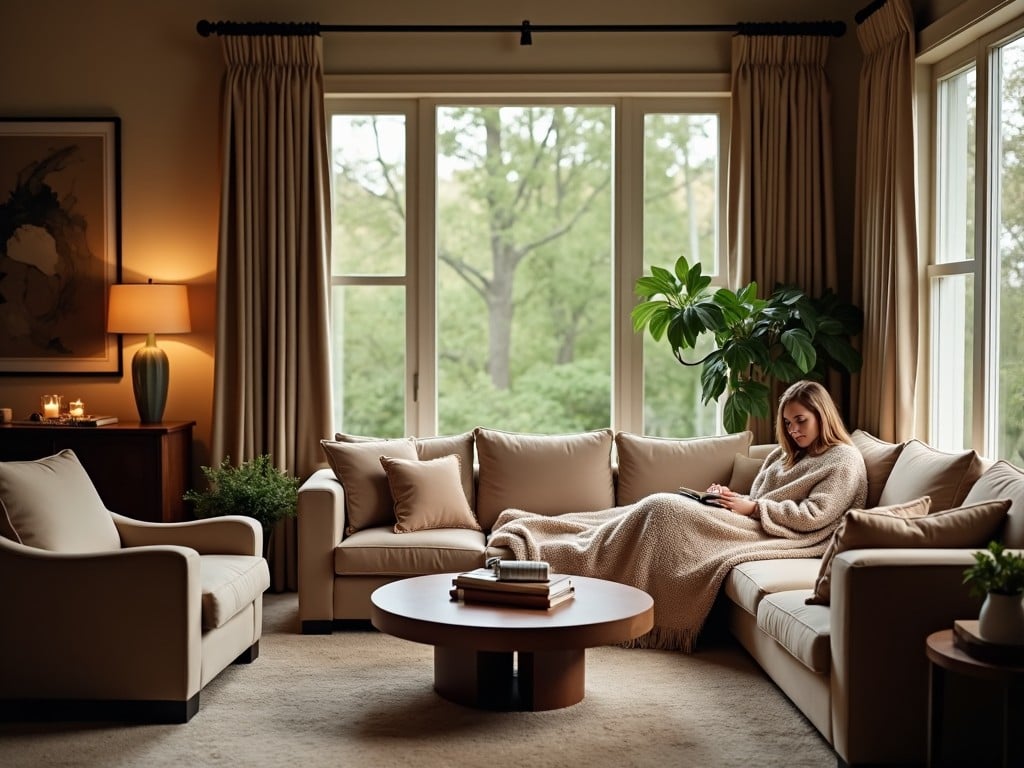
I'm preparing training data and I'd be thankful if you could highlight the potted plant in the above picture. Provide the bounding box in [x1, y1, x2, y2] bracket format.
[631, 255, 863, 433]
[183, 455, 299, 555]
[963, 540, 1024, 644]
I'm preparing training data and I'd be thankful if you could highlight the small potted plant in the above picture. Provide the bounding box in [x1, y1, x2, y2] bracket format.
[184, 455, 299, 556]
[963, 540, 1024, 645]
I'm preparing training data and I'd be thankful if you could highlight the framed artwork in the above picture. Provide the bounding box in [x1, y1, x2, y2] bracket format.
[0, 117, 122, 375]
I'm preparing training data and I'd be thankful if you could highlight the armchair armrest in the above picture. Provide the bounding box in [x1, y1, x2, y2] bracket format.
[829, 548, 983, 766]
[0, 536, 204, 702]
[111, 512, 262, 556]
[297, 468, 346, 631]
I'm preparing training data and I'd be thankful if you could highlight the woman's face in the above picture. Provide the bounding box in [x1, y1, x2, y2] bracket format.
[782, 402, 820, 450]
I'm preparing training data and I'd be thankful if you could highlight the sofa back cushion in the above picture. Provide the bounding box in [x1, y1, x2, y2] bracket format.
[962, 460, 1024, 547]
[876, 439, 984, 512]
[851, 430, 905, 508]
[0, 449, 121, 552]
[474, 428, 614, 530]
[614, 431, 753, 505]
[321, 438, 419, 534]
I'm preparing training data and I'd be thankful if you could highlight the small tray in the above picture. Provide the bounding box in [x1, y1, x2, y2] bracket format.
[953, 619, 1024, 666]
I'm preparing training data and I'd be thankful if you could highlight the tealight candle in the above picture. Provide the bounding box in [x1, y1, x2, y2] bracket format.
[41, 394, 61, 420]
[69, 399, 85, 419]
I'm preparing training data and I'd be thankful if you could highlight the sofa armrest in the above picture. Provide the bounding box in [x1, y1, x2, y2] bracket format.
[0, 536, 204, 701]
[297, 468, 346, 631]
[111, 512, 263, 556]
[829, 548, 982, 767]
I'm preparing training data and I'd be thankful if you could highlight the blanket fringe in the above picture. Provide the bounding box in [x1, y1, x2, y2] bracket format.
[618, 624, 698, 653]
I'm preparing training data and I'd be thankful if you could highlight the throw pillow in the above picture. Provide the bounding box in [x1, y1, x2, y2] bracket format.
[0, 449, 121, 553]
[380, 454, 481, 534]
[876, 439, 984, 512]
[320, 438, 418, 534]
[806, 497, 1011, 605]
[962, 460, 1024, 548]
[728, 453, 765, 495]
[474, 427, 615, 530]
[851, 430, 905, 508]
[614, 431, 754, 505]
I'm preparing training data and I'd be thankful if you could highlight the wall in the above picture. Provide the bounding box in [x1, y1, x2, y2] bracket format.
[0, 0, 871, 480]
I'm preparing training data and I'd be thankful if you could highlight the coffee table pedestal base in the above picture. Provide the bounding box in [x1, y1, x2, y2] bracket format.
[434, 646, 585, 711]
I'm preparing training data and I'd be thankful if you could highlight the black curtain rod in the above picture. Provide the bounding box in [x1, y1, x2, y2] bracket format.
[196, 19, 846, 45]
[855, 0, 887, 25]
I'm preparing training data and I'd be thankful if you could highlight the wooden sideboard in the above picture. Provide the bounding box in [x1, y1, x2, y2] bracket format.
[0, 420, 195, 523]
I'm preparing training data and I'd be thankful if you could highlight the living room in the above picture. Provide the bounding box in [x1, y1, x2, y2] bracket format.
[2, 0, 1022, 766]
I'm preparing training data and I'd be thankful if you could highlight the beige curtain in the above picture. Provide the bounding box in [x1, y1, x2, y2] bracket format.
[212, 35, 334, 591]
[851, 0, 918, 441]
[728, 34, 837, 441]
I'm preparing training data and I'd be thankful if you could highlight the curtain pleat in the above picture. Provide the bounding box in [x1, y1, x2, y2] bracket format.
[851, 0, 918, 441]
[212, 36, 334, 591]
[728, 35, 837, 441]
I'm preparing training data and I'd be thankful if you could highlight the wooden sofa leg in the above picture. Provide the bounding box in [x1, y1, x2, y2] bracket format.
[301, 619, 334, 634]
[233, 641, 259, 664]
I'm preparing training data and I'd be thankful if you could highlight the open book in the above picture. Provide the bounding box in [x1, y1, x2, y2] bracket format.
[676, 487, 725, 506]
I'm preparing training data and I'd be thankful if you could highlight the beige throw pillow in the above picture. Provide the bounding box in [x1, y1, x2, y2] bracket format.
[851, 430, 905, 508]
[321, 438, 418, 534]
[807, 497, 1011, 605]
[876, 439, 984, 512]
[474, 427, 614, 530]
[380, 454, 481, 534]
[962, 460, 1024, 548]
[614, 431, 753, 505]
[728, 453, 765, 495]
[0, 449, 121, 552]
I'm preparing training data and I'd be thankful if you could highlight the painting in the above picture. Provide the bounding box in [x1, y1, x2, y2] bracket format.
[0, 117, 122, 375]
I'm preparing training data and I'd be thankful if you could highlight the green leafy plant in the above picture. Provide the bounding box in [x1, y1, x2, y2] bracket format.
[631, 255, 863, 433]
[963, 540, 1024, 596]
[183, 455, 299, 535]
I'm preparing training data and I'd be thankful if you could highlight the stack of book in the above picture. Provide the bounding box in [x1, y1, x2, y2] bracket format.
[449, 567, 574, 609]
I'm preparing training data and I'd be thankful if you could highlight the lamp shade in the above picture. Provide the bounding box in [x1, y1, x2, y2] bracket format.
[107, 283, 191, 334]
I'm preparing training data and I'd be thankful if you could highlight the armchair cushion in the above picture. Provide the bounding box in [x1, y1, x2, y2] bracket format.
[0, 449, 120, 553]
[200, 554, 271, 629]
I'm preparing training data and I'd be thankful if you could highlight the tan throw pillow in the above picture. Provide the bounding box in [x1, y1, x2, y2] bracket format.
[962, 460, 1024, 548]
[320, 438, 418, 534]
[614, 431, 754, 505]
[876, 439, 984, 512]
[0, 449, 121, 552]
[728, 453, 765, 495]
[807, 497, 1012, 605]
[380, 454, 481, 534]
[474, 427, 614, 530]
[851, 430, 905, 508]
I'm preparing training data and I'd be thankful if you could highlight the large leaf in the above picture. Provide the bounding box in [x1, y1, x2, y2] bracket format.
[684, 261, 712, 297]
[780, 328, 816, 372]
[646, 304, 672, 341]
[630, 299, 666, 332]
[817, 333, 863, 373]
[673, 254, 692, 282]
[634, 274, 676, 299]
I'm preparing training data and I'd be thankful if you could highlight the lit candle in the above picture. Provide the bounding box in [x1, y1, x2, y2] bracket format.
[42, 395, 61, 419]
[69, 399, 85, 419]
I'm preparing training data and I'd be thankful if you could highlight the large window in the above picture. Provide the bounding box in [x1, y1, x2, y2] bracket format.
[326, 88, 727, 438]
[929, 24, 1024, 465]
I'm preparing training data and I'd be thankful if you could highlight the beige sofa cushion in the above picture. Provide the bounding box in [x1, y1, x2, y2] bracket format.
[321, 438, 419, 534]
[0, 449, 121, 553]
[336, 526, 487, 575]
[614, 431, 753, 505]
[851, 430, 905, 508]
[729, 453, 765, 494]
[724, 558, 823, 616]
[962, 460, 1024, 548]
[380, 454, 481, 534]
[877, 439, 984, 511]
[200, 554, 271, 630]
[474, 428, 614, 530]
[758, 590, 832, 673]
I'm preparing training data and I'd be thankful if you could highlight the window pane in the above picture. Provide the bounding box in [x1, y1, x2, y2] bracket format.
[642, 112, 720, 435]
[936, 67, 976, 264]
[331, 285, 406, 437]
[930, 273, 974, 451]
[435, 106, 613, 434]
[996, 36, 1024, 464]
[329, 114, 406, 276]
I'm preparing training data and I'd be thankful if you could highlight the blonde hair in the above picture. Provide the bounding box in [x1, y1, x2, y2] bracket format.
[774, 380, 853, 465]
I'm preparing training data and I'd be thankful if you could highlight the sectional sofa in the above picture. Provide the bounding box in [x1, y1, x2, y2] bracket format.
[296, 426, 1024, 767]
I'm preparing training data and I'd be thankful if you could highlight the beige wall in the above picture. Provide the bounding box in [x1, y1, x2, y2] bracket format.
[0, 0, 874, 480]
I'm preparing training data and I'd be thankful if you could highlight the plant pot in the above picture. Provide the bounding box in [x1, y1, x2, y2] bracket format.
[978, 592, 1024, 645]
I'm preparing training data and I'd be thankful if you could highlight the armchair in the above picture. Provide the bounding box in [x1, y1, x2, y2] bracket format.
[0, 449, 270, 723]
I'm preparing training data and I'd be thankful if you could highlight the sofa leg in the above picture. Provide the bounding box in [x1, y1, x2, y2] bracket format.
[301, 619, 334, 634]
[233, 641, 259, 664]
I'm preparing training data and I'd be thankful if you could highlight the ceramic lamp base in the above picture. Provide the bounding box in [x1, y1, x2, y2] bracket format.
[132, 336, 169, 424]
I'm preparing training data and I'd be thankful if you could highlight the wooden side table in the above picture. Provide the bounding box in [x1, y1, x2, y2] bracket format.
[926, 628, 1024, 767]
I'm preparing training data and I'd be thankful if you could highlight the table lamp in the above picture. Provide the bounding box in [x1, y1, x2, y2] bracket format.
[107, 280, 191, 423]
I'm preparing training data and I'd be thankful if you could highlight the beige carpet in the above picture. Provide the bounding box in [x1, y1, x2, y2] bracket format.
[0, 593, 835, 768]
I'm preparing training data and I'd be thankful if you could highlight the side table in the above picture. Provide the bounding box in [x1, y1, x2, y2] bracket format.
[926, 628, 1024, 767]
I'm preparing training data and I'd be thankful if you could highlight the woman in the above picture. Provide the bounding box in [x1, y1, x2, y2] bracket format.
[488, 380, 867, 652]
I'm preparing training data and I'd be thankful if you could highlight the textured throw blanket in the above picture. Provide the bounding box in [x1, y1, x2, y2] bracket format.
[488, 443, 867, 652]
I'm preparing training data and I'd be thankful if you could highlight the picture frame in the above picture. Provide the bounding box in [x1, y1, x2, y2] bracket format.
[0, 116, 122, 375]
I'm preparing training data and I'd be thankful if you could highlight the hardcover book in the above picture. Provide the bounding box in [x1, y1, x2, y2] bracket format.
[450, 585, 575, 609]
[453, 569, 572, 595]
[676, 486, 724, 506]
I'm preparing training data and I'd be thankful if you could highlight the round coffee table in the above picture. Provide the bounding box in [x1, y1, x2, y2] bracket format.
[370, 573, 654, 711]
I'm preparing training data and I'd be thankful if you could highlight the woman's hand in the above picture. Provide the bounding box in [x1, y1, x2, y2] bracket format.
[708, 487, 757, 516]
